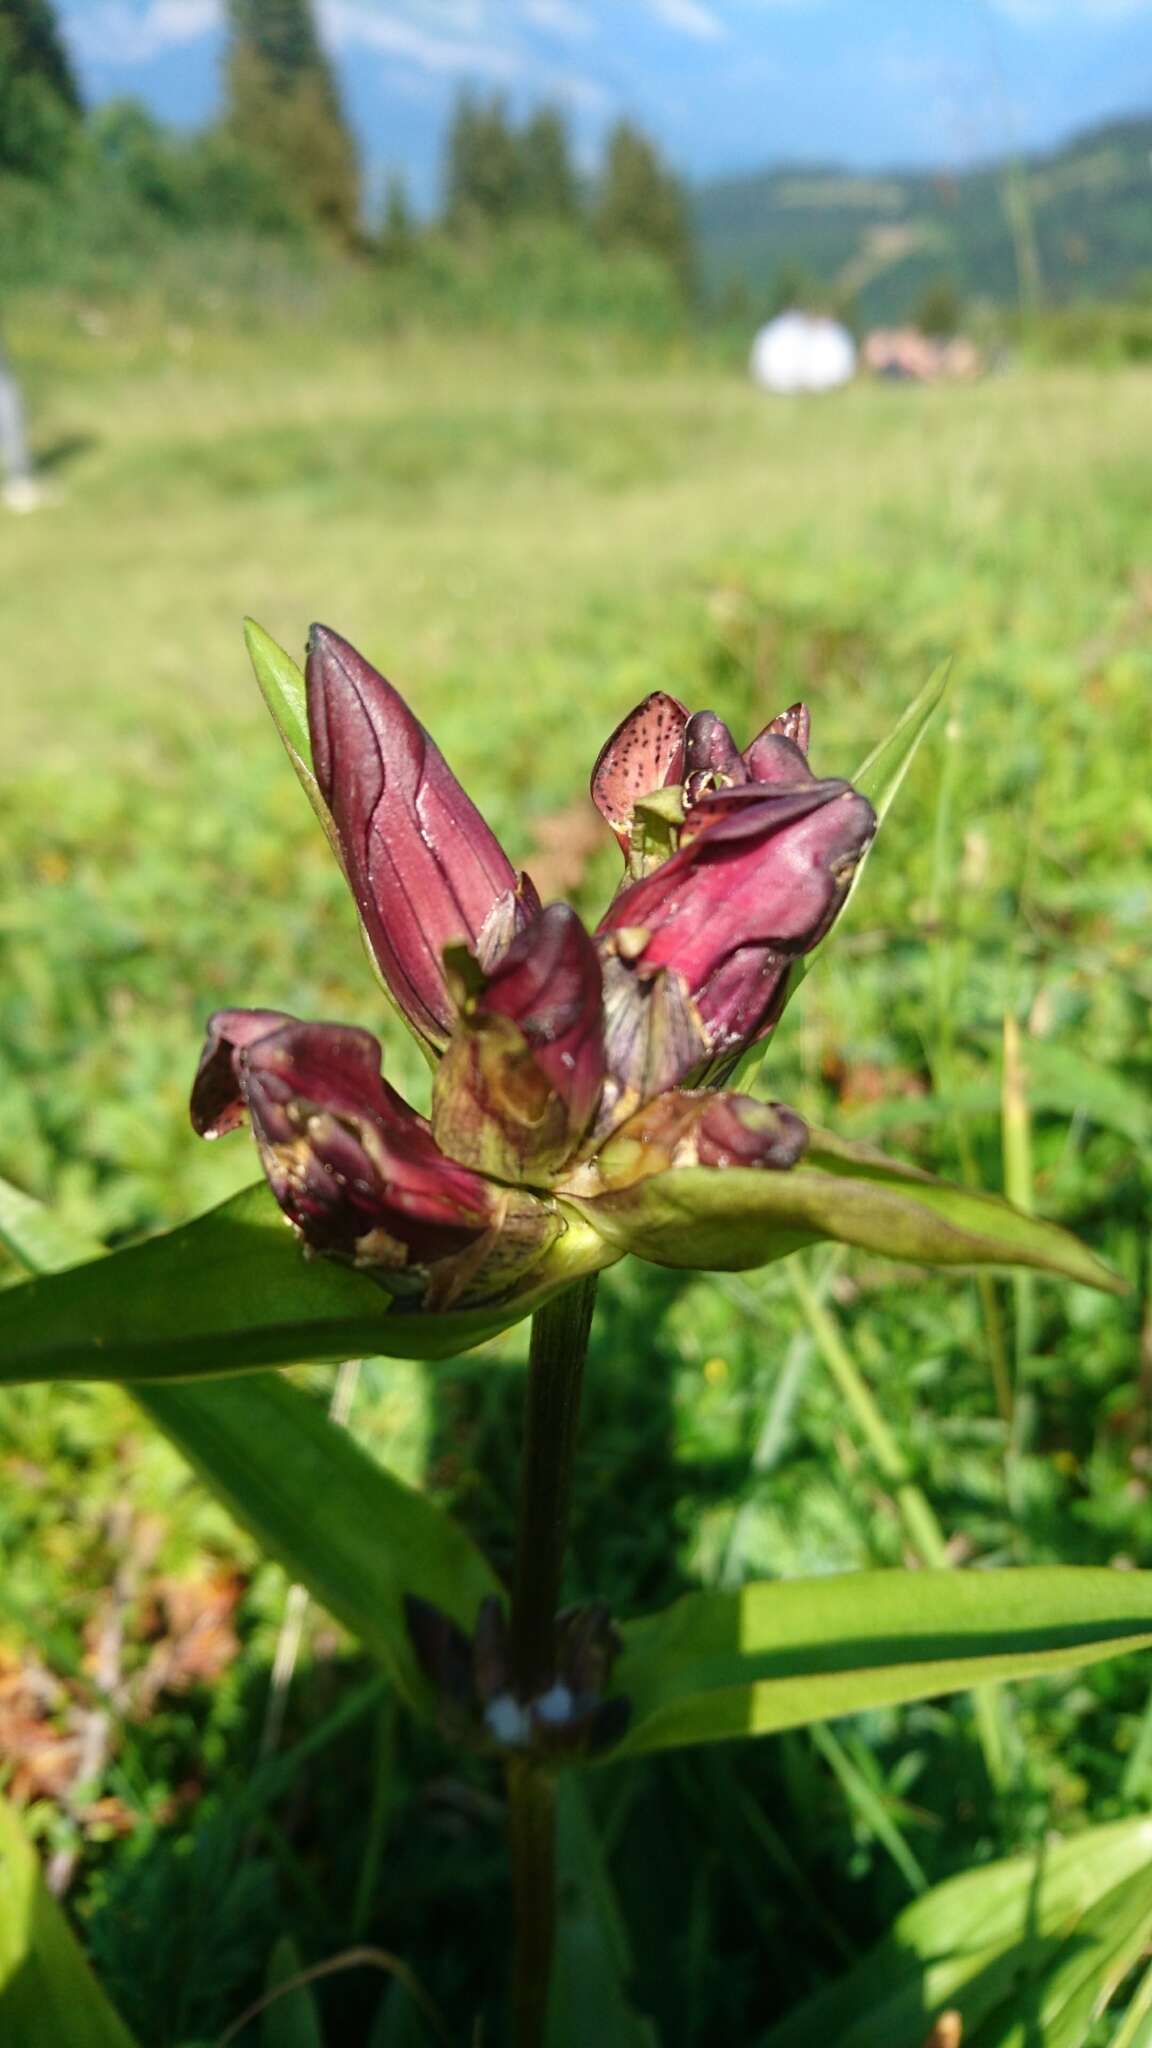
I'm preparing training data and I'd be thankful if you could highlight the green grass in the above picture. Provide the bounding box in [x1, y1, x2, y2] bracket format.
[1, 304, 1150, 2043]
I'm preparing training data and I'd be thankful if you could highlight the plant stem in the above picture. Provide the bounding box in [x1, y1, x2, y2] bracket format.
[509, 1275, 599, 1700]
[507, 1756, 558, 2048]
[505, 1274, 598, 2047]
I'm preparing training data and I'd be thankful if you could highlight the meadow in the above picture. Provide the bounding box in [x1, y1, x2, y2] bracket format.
[1, 293, 1151, 2043]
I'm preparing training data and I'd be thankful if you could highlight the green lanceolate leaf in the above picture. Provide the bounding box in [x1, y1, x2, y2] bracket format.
[136, 1373, 500, 1709]
[851, 659, 952, 830]
[611, 1567, 1152, 1758]
[760, 1813, 1152, 2048]
[0, 1792, 138, 2048]
[547, 1779, 658, 2048]
[0, 1181, 618, 1384]
[244, 618, 341, 860]
[261, 1938, 323, 2048]
[569, 1126, 1120, 1293]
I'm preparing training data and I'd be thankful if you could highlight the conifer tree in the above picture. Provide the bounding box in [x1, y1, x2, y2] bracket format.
[519, 105, 578, 220]
[596, 119, 695, 294]
[225, 0, 360, 242]
[0, 0, 82, 181]
[443, 90, 522, 230]
[379, 171, 415, 262]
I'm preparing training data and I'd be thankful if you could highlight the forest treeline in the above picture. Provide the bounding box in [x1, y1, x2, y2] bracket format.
[0, 0, 696, 316]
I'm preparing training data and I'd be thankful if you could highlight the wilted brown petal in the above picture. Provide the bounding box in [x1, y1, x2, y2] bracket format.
[432, 904, 607, 1182]
[595, 948, 710, 1125]
[588, 1088, 808, 1191]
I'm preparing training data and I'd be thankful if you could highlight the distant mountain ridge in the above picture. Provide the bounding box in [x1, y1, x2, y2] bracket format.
[693, 114, 1152, 321]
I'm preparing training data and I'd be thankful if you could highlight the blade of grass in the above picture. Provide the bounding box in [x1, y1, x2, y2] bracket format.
[809, 1722, 929, 1897]
[924, 705, 1015, 1425]
[787, 1257, 1011, 1792]
[352, 1696, 400, 1942]
[1002, 1013, 1038, 1391]
[1107, 1951, 1152, 2048]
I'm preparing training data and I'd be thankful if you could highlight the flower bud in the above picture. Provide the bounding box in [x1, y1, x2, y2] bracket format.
[598, 763, 875, 1067]
[432, 903, 606, 1182]
[683, 709, 747, 803]
[306, 625, 539, 1050]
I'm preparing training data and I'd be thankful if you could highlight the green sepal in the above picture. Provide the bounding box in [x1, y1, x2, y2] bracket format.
[627, 785, 685, 879]
[0, 1181, 621, 1385]
[565, 1125, 1121, 1293]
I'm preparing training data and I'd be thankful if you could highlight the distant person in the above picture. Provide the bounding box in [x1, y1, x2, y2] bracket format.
[863, 327, 984, 384]
[0, 334, 44, 513]
[750, 311, 857, 395]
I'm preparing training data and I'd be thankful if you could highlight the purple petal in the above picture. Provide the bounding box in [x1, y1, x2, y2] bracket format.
[695, 1092, 808, 1169]
[190, 1008, 294, 1138]
[680, 774, 853, 846]
[237, 1018, 496, 1264]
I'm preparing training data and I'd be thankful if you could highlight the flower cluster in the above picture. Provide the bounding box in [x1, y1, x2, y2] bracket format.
[192, 627, 875, 1310]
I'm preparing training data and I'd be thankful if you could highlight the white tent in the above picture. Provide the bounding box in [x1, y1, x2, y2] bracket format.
[749, 312, 857, 395]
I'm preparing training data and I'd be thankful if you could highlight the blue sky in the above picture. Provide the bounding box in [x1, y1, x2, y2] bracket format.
[56, 1, 1152, 209]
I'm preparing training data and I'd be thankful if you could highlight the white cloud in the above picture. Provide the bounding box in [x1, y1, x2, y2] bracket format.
[643, 0, 727, 41]
[521, 0, 596, 38]
[320, 0, 614, 109]
[65, 0, 221, 65]
[320, 0, 524, 78]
